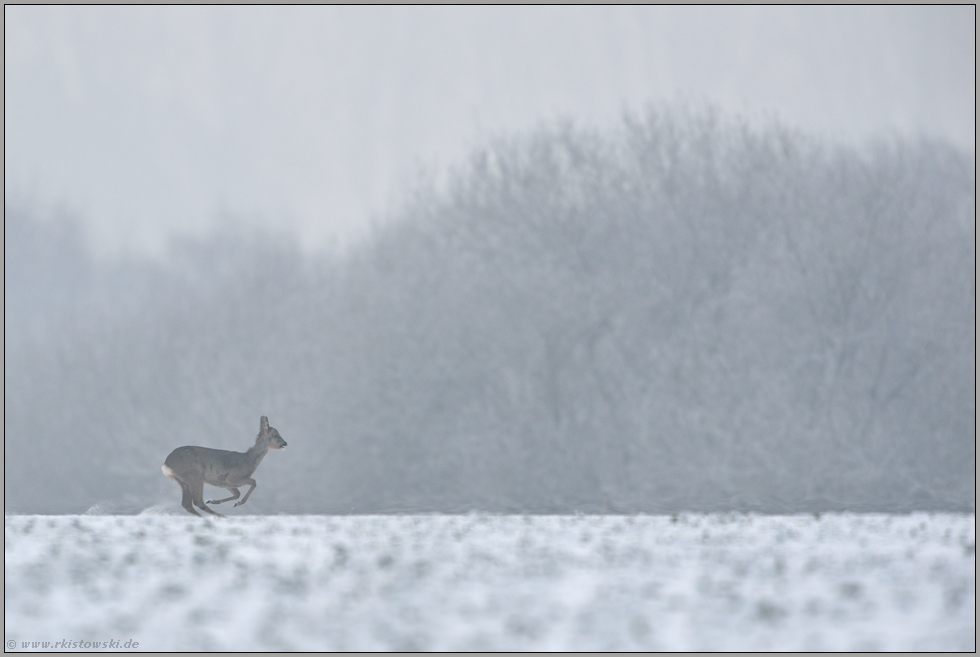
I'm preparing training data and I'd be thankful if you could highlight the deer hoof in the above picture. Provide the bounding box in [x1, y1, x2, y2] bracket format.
[234, 501, 244, 507]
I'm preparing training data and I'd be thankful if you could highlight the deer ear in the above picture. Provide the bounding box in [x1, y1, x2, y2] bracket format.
[260, 416, 269, 432]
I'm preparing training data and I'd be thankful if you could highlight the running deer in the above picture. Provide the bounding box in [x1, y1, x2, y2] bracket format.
[162, 416, 287, 516]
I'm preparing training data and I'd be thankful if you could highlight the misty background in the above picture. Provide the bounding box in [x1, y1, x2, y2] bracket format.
[4, 7, 976, 514]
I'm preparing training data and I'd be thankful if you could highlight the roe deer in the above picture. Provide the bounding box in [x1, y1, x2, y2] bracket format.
[162, 416, 287, 516]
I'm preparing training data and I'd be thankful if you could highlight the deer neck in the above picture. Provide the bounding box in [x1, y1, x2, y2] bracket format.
[245, 442, 270, 469]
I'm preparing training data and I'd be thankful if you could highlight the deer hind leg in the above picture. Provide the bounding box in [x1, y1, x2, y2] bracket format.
[191, 480, 224, 517]
[233, 477, 258, 507]
[177, 480, 202, 517]
[207, 488, 241, 505]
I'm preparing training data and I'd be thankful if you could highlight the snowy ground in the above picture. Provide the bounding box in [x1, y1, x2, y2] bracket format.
[4, 512, 975, 651]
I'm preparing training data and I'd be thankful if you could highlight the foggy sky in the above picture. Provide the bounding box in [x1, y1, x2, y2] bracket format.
[4, 6, 976, 258]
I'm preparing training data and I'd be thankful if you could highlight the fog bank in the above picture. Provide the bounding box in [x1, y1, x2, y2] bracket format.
[5, 106, 975, 514]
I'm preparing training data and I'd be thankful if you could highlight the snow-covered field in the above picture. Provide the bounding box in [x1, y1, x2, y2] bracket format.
[4, 512, 975, 651]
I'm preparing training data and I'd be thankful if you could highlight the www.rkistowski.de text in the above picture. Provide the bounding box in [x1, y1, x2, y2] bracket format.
[6, 639, 139, 650]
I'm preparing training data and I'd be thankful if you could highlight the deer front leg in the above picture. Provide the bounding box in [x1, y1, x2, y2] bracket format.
[233, 478, 259, 507]
[207, 488, 241, 505]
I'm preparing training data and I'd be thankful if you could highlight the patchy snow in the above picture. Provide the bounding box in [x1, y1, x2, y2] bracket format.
[5, 512, 975, 651]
